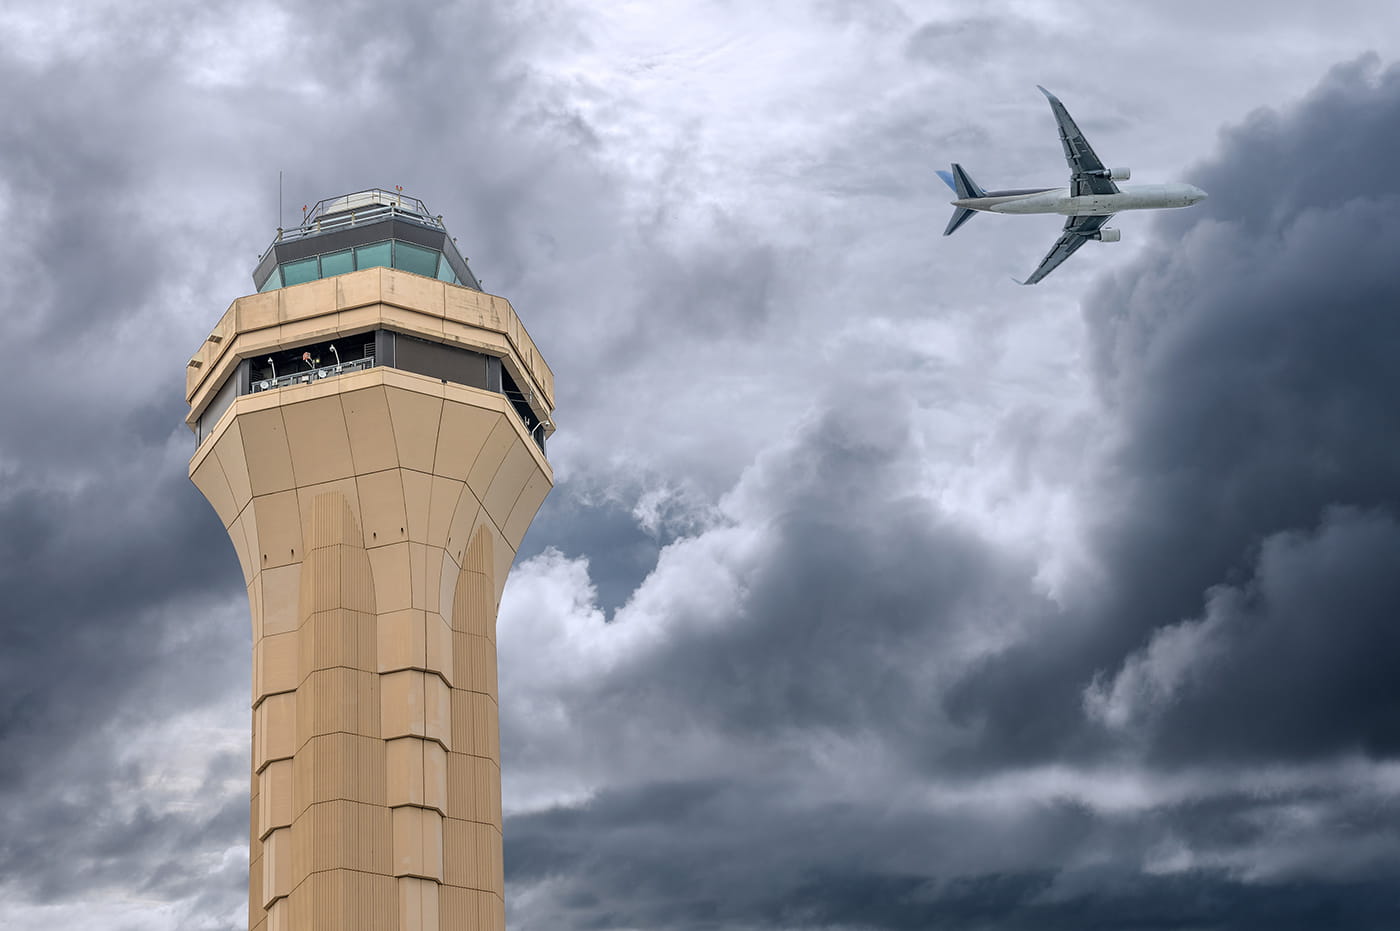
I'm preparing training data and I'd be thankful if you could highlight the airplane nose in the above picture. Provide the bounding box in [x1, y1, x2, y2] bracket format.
[1191, 185, 1208, 203]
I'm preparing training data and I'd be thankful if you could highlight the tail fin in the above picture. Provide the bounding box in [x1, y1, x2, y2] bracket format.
[944, 163, 986, 199]
[938, 163, 985, 236]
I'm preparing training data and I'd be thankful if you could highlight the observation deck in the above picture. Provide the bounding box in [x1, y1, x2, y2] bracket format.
[187, 190, 554, 457]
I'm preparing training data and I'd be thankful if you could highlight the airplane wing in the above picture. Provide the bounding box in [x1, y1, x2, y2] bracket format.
[1037, 85, 1119, 197]
[1018, 214, 1114, 285]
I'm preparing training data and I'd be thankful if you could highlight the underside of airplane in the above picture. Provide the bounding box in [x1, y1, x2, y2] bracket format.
[939, 86, 1206, 284]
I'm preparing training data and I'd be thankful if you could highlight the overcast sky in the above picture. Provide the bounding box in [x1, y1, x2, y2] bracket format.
[5, 1, 1400, 929]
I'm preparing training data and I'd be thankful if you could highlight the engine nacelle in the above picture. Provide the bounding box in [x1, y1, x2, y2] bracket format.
[1091, 227, 1121, 243]
[1090, 167, 1131, 181]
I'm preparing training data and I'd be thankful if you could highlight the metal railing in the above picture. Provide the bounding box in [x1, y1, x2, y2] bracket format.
[269, 190, 445, 250]
[251, 356, 376, 393]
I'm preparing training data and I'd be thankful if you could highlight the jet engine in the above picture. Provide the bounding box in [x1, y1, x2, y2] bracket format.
[1091, 228, 1121, 242]
[1090, 167, 1131, 180]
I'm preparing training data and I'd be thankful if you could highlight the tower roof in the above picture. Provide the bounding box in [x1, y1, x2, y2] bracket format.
[253, 189, 483, 292]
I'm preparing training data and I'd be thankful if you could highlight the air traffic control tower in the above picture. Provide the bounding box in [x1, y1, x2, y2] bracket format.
[186, 190, 554, 931]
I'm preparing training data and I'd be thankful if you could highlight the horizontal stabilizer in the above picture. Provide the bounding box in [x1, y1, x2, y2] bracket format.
[944, 206, 978, 236]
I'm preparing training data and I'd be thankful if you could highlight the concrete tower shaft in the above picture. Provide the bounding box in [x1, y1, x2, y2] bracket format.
[186, 191, 554, 931]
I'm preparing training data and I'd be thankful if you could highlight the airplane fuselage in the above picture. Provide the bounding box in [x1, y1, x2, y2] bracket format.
[953, 182, 1206, 216]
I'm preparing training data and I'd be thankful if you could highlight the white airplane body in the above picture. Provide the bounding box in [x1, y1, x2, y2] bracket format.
[940, 86, 1206, 284]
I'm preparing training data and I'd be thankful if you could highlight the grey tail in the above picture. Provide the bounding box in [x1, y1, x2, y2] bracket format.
[938, 163, 985, 236]
[944, 205, 978, 236]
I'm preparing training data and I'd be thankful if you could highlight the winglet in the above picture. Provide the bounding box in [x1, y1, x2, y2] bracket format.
[1036, 84, 1056, 101]
[1010, 276, 1031, 286]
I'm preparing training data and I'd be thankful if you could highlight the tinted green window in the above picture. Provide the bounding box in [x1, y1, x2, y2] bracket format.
[395, 241, 440, 278]
[259, 268, 283, 292]
[282, 257, 319, 286]
[355, 241, 392, 270]
[320, 249, 354, 277]
[436, 254, 457, 282]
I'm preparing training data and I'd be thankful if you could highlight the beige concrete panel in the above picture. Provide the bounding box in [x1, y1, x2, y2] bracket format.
[292, 733, 386, 812]
[336, 266, 384, 309]
[444, 486, 482, 567]
[280, 395, 354, 487]
[262, 827, 293, 907]
[264, 898, 287, 931]
[380, 669, 426, 740]
[278, 276, 338, 324]
[425, 613, 454, 686]
[442, 818, 496, 889]
[385, 384, 444, 474]
[299, 546, 376, 621]
[260, 564, 300, 637]
[398, 876, 441, 931]
[465, 418, 515, 498]
[433, 402, 499, 482]
[412, 543, 435, 612]
[254, 692, 296, 773]
[227, 505, 257, 586]
[480, 441, 535, 528]
[305, 488, 366, 550]
[254, 631, 298, 703]
[443, 281, 496, 330]
[451, 633, 497, 698]
[299, 609, 376, 679]
[379, 303, 447, 347]
[192, 452, 240, 529]
[251, 490, 303, 570]
[257, 760, 294, 841]
[440, 323, 509, 362]
[285, 868, 396, 931]
[239, 408, 297, 497]
[384, 267, 446, 315]
[248, 851, 265, 931]
[449, 689, 473, 756]
[392, 806, 444, 881]
[213, 416, 254, 513]
[341, 385, 401, 475]
[237, 290, 280, 335]
[438, 551, 458, 623]
[423, 740, 448, 815]
[449, 690, 500, 760]
[502, 468, 553, 551]
[425, 673, 452, 750]
[369, 543, 412, 613]
[445, 753, 500, 825]
[294, 479, 361, 554]
[383, 737, 446, 816]
[377, 608, 427, 673]
[290, 799, 391, 876]
[451, 526, 494, 638]
[439, 886, 504, 931]
[297, 668, 380, 744]
[401, 469, 433, 543]
[357, 469, 407, 548]
[425, 475, 463, 548]
[246, 574, 263, 642]
[491, 527, 516, 604]
[386, 736, 426, 808]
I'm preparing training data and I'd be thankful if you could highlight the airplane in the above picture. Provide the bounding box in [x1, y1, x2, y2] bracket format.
[938, 86, 1207, 284]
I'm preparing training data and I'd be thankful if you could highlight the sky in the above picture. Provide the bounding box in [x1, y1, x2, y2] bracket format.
[4, 1, 1400, 928]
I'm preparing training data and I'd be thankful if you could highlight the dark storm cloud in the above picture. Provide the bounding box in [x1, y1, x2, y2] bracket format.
[504, 54, 1400, 930]
[944, 54, 1400, 769]
[506, 773, 1400, 930]
[599, 393, 1049, 740]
